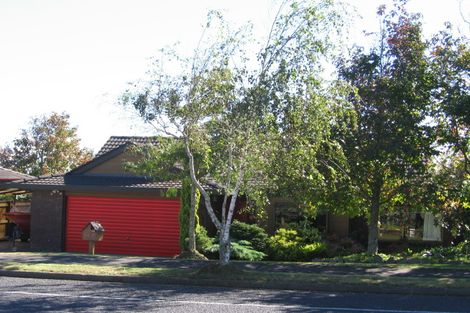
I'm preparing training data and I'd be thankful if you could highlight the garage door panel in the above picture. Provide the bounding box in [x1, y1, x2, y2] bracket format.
[66, 196, 180, 257]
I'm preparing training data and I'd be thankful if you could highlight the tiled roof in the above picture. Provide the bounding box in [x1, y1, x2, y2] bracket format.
[4, 175, 182, 190]
[0, 174, 215, 192]
[95, 136, 160, 157]
[0, 167, 34, 181]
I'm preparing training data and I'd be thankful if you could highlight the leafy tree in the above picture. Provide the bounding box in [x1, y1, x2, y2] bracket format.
[123, 1, 346, 265]
[429, 25, 469, 243]
[431, 25, 470, 174]
[0, 146, 14, 169]
[249, 0, 356, 219]
[432, 154, 470, 242]
[0, 112, 92, 176]
[337, 1, 436, 254]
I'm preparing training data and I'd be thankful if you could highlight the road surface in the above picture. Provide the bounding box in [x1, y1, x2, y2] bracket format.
[1, 277, 469, 312]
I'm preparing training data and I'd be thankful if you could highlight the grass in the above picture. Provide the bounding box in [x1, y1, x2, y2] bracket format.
[1, 260, 470, 291]
[0, 262, 194, 277]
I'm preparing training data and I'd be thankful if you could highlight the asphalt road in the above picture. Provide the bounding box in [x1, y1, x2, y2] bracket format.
[1, 277, 469, 313]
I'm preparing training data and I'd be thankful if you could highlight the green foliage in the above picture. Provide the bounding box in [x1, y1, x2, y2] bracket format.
[430, 156, 470, 241]
[164, 188, 179, 198]
[0, 112, 92, 176]
[286, 220, 323, 243]
[179, 179, 191, 247]
[230, 240, 266, 261]
[121, 1, 350, 265]
[196, 226, 213, 253]
[124, 138, 184, 181]
[196, 226, 266, 261]
[339, 252, 394, 263]
[332, 242, 470, 264]
[179, 178, 200, 251]
[336, 2, 438, 253]
[124, 137, 209, 180]
[206, 239, 266, 261]
[431, 24, 470, 175]
[258, 1, 353, 214]
[179, 183, 189, 251]
[230, 221, 269, 253]
[268, 228, 327, 261]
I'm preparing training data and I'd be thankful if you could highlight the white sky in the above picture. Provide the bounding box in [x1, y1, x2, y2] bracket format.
[0, 0, 468, 153]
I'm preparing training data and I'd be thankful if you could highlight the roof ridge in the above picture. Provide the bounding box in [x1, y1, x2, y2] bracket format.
[109, 135, 156, 139]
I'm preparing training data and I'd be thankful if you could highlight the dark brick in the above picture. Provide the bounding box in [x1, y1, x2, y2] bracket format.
[30, 190, 65, 252]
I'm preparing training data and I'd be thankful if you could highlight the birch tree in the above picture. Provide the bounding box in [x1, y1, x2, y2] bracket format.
[122, 0, 347, 265]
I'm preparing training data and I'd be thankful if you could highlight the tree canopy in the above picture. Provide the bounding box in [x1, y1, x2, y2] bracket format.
[337, 1, 437, 253]
[122, 0, 350, 264]
[0, 112, 92, 176]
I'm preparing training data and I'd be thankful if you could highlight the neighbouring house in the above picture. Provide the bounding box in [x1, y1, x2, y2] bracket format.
[0, 166, 33, 183]
[267, 197, 445, 248]
[0, 167, 33, 240]
[0, 137, 208, 257]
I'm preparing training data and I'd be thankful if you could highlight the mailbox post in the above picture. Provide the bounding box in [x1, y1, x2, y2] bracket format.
[81, 221, 105, 255]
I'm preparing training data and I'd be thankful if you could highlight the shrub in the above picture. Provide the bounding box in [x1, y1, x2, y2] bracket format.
[196, 225, 266, 261]
[230, 221, 269, 253]
[324, 235, 365, 257]
[286, 221, 323, 243]
[196, 226, 213, 253]
[207, 239, 266, 261]
[268, 228, 326, 261]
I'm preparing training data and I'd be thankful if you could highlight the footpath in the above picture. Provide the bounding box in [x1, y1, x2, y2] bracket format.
[1, 251, 469, 297]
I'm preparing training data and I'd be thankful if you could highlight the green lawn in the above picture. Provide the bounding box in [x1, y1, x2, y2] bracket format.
[1, 261, 469, 291]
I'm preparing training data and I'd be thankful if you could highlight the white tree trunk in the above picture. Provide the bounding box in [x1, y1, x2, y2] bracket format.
[183, 133, 245, 265]
[219, 228, 231, 265]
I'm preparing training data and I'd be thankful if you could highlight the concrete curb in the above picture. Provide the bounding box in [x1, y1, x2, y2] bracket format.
[1, 270, 469, 297]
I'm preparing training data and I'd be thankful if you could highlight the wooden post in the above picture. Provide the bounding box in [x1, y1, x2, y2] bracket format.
[88, 241, 96, 255]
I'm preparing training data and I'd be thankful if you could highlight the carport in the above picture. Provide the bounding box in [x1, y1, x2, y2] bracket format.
[0, 166, 33, 250]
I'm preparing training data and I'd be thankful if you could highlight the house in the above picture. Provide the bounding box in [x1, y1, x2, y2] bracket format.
[267, 197, 444, 249]
[0, 137, 193, 257]
[0, 136, 444, 256]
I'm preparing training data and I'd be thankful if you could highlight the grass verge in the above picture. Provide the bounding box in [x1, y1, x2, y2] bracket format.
[0, 262, 194, 278]
[1, 261, 469, 291]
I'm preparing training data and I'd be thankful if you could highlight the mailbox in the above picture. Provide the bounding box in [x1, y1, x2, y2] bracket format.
[81, 221, 105, 255]
[82, 221, 105, 241]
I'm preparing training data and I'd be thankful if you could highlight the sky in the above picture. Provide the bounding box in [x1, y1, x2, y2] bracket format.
[0, 0, 468, 153]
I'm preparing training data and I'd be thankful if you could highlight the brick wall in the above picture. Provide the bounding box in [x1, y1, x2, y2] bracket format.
[30, 190, 65, 252]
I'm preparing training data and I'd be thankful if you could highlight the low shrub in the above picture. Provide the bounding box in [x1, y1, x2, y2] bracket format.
[410, 241, 470, 262]
[325, 241, 470, 264]
[230, 221, 269, 253]
[286, 221, 323, 243]
[197, 225, 266, 261]
[268, 228, 327, 261]
[207, 239, 266, 261]
[339, 252, 393, 263]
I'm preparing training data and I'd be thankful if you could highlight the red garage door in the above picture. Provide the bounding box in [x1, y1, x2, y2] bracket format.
[66, 196, 180, 257]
